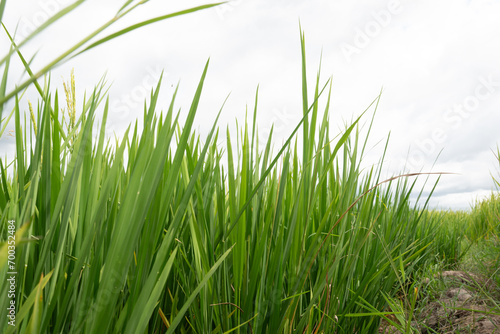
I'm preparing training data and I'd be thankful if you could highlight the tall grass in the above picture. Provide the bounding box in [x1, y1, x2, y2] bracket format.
[467, 194, 500, 242]
[417, 209, 468, 266]
[0, 31, 467, 333]
[468, 147, 500, 241]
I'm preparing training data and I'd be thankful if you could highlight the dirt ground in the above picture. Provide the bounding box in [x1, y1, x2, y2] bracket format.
[379, 271, 500, 333]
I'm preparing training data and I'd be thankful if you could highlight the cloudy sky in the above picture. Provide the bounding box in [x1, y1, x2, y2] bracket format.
[1, 0, 499, 210]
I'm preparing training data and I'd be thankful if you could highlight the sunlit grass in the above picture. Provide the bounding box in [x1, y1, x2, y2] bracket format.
[0, 34, 472, 333]
[1, 2, 498, 333]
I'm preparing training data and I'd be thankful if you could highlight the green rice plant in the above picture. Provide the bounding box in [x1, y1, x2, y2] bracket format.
[493, 146, 500, 190]
[0, 56, 232, 332]
[0, 28, 468, 334]
[464, 148, 500, 242]
[469, 194, 500, 241]
[417, 209, 468, 266]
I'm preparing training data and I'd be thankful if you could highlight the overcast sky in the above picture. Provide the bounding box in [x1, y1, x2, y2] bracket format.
[1, 0, 499, 210]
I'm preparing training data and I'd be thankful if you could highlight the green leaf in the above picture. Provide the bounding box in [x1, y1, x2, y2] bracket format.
[74, 3, 225, 57]
[166, 246, 234, 334]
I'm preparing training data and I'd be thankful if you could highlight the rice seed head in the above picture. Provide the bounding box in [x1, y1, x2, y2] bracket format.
[28, 100, 37, 136]
[63, 69, 76, 130]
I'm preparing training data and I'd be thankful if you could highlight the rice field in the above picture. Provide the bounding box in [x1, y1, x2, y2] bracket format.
[1, 2, 499, 333]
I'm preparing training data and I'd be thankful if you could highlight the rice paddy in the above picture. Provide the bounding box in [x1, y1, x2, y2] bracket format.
[0, 2, 499, 333]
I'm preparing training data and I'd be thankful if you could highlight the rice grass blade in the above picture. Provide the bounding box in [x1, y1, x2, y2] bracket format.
[0, 223, 29, 269]
[0, 0, 6, 23]
[74, 3, 225, 57]
[50, 93, 61, 211]
[14, 95, 25, 203]
[5, 270, 53, 334]
[1, 24, 46, 101]
[0, 160, 8, 207]
[125, 101, 222, 334]
[155, 63, 207, 232]
[300, 28, 309, 162]
[29, 91, 97, 313]
[26, 274, 44, 334]
[217, 78, 331, 245]
[116, 0, 136, 15]
[0, 42, 10, 124]
[0, 0, 85, 67]
[53, 126, 131, 333]
[166, 246, 234, 334]
[124, 247, 179, 334]
[0, 4, 219, 107]
[87, 82, 165, 333]
[223, 313, 258, 334]
[88, 60, 209, 334]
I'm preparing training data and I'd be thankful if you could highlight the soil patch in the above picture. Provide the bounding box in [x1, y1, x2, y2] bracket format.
[379, 271, 500, 333]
